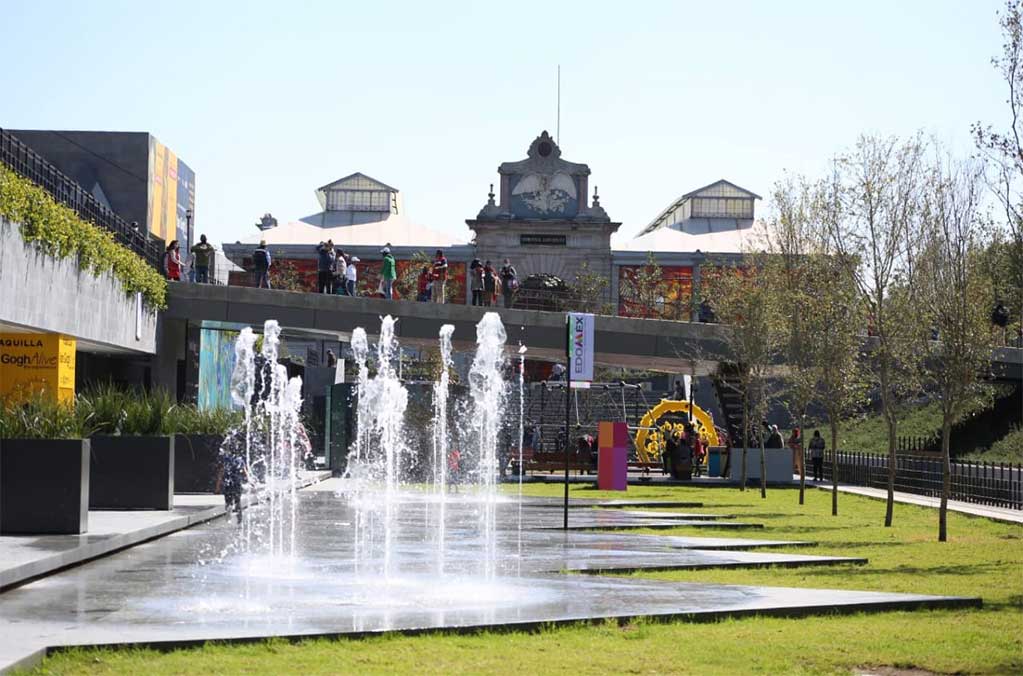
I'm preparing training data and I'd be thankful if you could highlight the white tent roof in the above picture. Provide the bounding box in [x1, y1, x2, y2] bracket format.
[245, 214, 468, 248]
[617, 224, 762, 254]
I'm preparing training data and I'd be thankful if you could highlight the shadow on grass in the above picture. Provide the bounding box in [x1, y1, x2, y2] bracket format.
[795, 562, 1006, 577]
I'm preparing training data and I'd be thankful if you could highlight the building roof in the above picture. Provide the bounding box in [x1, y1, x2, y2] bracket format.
[243, 213, 466, 248]
[639, 179, 762, 236]
[618, 221, 766, 254]
[316, 172, 398, 194]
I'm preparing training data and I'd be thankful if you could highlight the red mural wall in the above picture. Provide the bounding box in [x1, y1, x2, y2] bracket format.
[617, 265, 693, 319]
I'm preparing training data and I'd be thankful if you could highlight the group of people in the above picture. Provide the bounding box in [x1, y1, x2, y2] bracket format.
[661, 421, 708, 480]
[469, 257, 518, 308]
[315, 240, 360, 296]
[162, 235, 216, 283]
[412, 249, 450, 303]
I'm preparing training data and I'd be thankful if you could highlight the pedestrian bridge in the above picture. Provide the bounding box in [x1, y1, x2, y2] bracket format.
[164, 284, 1023, 380]
[163, 284, 733, 374]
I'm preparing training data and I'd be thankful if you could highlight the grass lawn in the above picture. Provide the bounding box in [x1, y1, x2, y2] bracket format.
[23, 484, 1023, 675]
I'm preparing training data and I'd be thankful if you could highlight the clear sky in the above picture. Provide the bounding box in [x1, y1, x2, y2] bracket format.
[0, 0, 1008, 248]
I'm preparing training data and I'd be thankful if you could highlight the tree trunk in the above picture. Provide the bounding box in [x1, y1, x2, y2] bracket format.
[830, 420, 839, 516]
[740, 391, 748, 492]
[759, 432, 767, 499]
[885, 416, 896, 527]
[798, 415, 805, 506]
[939, 420, 951, 542]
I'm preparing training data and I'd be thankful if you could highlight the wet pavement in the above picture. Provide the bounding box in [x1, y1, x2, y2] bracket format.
[0, 483, 979, 672]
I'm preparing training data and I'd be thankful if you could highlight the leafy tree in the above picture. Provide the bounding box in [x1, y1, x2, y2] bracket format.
[269, 259, 311, 293]
[567, 261, 612, 315]
[916, 153, 994, 542]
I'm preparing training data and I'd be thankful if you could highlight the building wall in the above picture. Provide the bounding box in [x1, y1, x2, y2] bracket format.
[11, 130, 151, 229]
[0, 218, 158, 354]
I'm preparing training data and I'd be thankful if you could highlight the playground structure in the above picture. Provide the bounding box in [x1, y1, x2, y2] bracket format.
[517, 382, 720, 473]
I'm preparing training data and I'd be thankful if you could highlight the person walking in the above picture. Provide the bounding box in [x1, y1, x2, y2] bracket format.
[214, 448, 247, 524]
[431, 249, 448, 304]
[469, 257, 484, 306]
[482, 260, 497, 306]
[499, 258, 517, 308]
[164, 240, 182, 281]
[809, 430, 826, 482]
[380, 247, 396, 299]
[345, 256, 359, 296]
[190, 234, 214, 284]
[316, 241, 336, 294]
[417, 265, 432, 302]
[252, 240, 272, 289]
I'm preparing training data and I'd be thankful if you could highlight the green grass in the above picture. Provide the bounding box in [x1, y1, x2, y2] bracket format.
[23, 484, 1023, 675]
[963, 424, 1023, 463]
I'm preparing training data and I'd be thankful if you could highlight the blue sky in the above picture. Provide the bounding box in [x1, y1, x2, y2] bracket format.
[0, 0, 1008, 247]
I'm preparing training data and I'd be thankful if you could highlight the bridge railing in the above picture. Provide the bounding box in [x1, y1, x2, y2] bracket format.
[0, 127, 165, 270]
[814, 449, 1022, 510]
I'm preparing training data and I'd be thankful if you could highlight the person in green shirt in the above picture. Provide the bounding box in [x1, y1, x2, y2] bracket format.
[190, 234, 215, 283]
[380, 246, 396, 299]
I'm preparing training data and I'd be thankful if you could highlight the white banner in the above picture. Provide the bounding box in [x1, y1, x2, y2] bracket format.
[567, 312, 595, 383]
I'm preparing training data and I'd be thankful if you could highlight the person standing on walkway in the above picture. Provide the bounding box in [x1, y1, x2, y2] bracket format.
[252, 240, 271, 289]
[809, 430, 825, 482]
[380, 247, 396, 299]
[499, 258, 517, 309]
[432, 249, 448, 304]
[788, 427, 803, 477]
[483, 260, 497, 306]
[316, 241, 336, 294]
[469, 257, 484, 306]
[164, 240, 182, 281]
[346, 256, 359, 296]
[190, 234, 214, 284]
[992, 300, 1009, 346]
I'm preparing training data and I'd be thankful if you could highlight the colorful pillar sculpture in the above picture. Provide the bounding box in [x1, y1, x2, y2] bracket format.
[597, 421, 628, 491]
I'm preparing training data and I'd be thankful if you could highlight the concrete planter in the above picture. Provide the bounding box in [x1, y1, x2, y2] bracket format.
[0, 438, 90, 534]
[727, 448, 798, 484]
[89, 435, 174, 510]
[174, 434, 223, 493]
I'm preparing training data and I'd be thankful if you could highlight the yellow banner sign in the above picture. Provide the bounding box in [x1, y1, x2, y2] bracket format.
[0, 333, 76, 403]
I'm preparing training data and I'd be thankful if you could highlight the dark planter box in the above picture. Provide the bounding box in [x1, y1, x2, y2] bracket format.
[1, 438, 90, 534]
[89, 435, 174, 510]
[174, 433, 224, 493]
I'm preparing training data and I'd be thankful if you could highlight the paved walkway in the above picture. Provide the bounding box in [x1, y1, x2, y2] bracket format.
[807, 481, 1023, 525]
[0, 471, 331, 591]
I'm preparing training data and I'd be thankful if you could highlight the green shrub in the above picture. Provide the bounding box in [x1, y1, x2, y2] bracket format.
[0, 394, 88, 439]
[0, 164, 167, 309]
[166, 404, 243, 436]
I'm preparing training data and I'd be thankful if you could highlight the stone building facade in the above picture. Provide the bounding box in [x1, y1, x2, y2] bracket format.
[466, 131, 620, 286]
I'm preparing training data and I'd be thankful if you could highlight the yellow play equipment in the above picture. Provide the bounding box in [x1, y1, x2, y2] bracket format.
[635, 399, 720, 463]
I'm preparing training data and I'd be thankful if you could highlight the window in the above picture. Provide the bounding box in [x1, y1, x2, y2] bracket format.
[326, 189, 391, 212]
[691, 197, 753, 219]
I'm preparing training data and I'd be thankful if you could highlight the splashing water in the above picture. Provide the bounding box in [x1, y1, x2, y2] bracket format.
[224, 320, 305, 563]
[468, 312, 508, 578]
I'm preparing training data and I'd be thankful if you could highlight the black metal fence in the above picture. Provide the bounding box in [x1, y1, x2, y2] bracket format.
[814, 450, 1022, 510]
[0, 127, 164, 269]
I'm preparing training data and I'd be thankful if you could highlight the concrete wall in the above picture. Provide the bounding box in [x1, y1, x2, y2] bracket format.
[0, 218, 157, 354]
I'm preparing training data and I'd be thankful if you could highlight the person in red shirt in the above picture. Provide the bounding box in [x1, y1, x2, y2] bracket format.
[164, 240, 182, 281]
[431, 249, 448, 304]
[417, 266, 432, 302]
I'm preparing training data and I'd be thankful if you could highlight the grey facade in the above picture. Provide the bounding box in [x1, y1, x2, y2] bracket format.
[466, 131, 620, 284]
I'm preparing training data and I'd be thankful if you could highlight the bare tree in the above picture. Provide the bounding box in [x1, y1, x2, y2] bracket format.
[974, 0, 1023, 344]
[917, 153, 994, 542]
[619, 252, 668, 319]
[827, 134, 930, 527]
[703, 254, 784, 498]
[762, 175, 820, 505]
